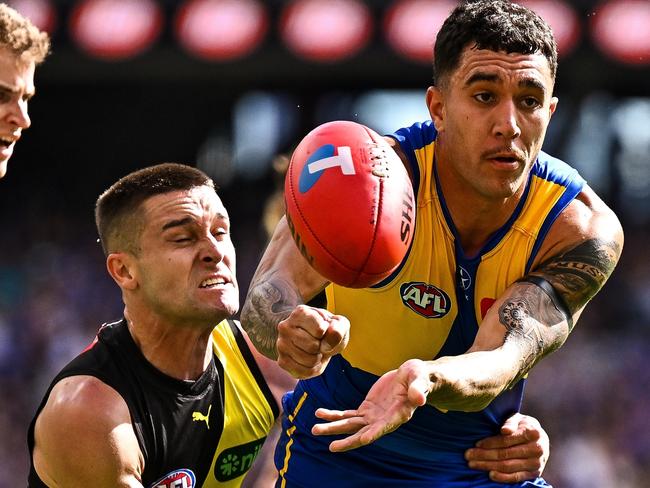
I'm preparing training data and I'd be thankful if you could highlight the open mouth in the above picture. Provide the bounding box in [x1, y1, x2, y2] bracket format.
[0, 138, 14, 149]
[199, 277, 228, 289]
[493, 156, 518, 163]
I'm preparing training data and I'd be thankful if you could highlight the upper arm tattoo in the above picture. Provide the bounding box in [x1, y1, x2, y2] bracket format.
[240, 275, 303, 359]
[498, 237, 621, 384]
[529, 238, 622, 319]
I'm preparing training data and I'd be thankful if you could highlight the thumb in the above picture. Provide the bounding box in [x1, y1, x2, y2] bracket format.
[407, 374, 431, 408]
[501, 412, 522, 435]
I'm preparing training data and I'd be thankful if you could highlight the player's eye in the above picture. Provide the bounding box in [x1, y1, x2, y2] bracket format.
[212, 228, 229, 239]
[520, 96, 541, 109]
[473, 92, 495, 104]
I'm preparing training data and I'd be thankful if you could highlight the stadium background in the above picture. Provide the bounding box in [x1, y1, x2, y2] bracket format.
[0, 0, 648, 486]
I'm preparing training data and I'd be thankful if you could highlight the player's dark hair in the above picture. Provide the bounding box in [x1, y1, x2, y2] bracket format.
[95, 163, 214, 256]
[433, 0, 557, 87]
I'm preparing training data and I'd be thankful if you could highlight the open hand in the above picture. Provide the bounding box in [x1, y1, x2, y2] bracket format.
[311, 359, 432, 451]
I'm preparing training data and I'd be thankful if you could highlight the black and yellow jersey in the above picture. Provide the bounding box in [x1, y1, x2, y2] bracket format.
[28, 318, 278, 488]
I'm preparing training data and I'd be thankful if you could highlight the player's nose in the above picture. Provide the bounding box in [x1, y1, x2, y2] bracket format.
[200, 235, 225, 264]
[8, 99, 31, 130]
[492, 101, 521, 140]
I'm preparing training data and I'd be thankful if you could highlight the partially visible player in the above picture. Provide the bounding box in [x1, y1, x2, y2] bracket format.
[241, 0, 623, 486]
[27, 164, 295, 487]
[0, 3, 49, 179]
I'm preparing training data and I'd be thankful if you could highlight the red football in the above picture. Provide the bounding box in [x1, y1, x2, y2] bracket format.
[284, 120, 415, 288]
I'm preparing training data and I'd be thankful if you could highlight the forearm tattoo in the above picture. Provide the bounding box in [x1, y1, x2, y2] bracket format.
[240, 276, 303, 359]
[500, 237, 621, 383]
[529, 238, 622, 317]
[499, 286, 567, 383]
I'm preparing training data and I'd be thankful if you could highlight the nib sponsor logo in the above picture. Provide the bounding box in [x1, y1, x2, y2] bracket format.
[400, 282, 451, 318]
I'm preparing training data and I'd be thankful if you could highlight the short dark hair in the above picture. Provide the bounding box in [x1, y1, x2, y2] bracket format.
[0, 3, 50, 64]
[433, 0, 557, 87]
[95, 163, 214, 256]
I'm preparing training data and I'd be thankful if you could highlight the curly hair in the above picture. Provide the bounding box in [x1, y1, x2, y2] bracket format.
[0, 3, 50, 64]
[434, 0, 557, 87]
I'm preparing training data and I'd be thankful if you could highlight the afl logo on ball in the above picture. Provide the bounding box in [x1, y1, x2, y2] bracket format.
[299, 144, 355, 193]
[150, 468, 195, 488]
[400, 282, 452, 318]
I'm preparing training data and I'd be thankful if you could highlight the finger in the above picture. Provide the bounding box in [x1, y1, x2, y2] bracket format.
[277, 338, 323, 368]
[489, 470, 540, 483]
[407, 375, 431, 407]
[328, 424, 382, 452]
[475, 425, 540, 449]
[278, 326, 322, 355]
[286, 305, 330, 339]
[277, 353, 326, 379]
[320, 316, 350, 354]
[467, 457, 541, 475]
[314, 408, 359, 421]
[500, 412, 523, 435]
[312, 417, 367, 436]
[466, 443, 543, 463]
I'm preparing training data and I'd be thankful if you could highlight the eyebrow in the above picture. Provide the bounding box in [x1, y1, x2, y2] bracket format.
[161, 213, 229, 231]
[0, 81, 35, 99]
[162, 217, 194, 231]
[465, 72, 547, 94]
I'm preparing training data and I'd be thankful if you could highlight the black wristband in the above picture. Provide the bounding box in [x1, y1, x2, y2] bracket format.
[518, 275, 574, 330]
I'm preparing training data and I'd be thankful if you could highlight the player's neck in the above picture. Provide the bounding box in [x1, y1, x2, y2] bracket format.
[123, 306, 214, 381]
[436, 161, 525, 258]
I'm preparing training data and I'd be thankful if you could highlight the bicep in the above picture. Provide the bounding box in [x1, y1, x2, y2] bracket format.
[529, 188, 623, 322]
[470, 192, 623, 382]
[33, 376, 144, 488]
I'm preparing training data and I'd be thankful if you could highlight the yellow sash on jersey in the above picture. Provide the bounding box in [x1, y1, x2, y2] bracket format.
[201, 320, 276, 487]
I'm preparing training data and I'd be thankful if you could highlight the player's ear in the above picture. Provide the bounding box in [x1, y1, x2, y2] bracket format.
[106, 252, 138, 290]
[549, 96, 558, 117]
[426, 86, 445, 132]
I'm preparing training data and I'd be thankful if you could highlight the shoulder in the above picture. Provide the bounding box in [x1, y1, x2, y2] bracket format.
[531, 183, 623, 270]
[33, 375, 144, 487]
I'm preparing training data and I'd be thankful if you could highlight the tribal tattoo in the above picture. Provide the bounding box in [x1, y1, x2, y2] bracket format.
[529, 238, 622, 318]
[240, 275, 303, 359]
[500, 237, 621, 383]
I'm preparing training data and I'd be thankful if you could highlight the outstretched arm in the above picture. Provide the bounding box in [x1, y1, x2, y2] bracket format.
[240, 217, 349, 378]
[312, 186, 623, 447]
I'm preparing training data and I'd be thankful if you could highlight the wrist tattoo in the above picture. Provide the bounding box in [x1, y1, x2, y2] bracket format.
[499, 284, 568, 383]
[240, 276, 303, 359]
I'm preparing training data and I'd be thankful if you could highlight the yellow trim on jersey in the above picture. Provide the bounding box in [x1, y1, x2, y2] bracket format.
[328, 135, 577, 377]
[200, 320, 276, 488]
[278, 391, 308, 488]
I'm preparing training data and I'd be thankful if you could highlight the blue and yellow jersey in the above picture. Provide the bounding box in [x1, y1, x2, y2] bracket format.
[299, 120, 585, 459]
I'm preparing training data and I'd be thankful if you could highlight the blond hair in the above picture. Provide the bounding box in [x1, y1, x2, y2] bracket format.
[0, 3, 50, 64]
